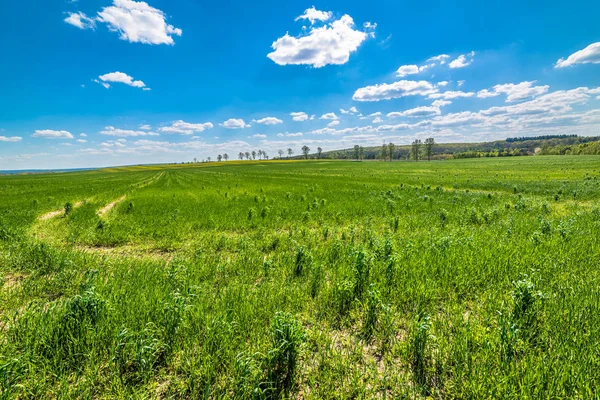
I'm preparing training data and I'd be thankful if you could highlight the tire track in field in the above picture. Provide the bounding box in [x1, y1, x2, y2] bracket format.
[95, 172, 164, 217]
[38, 201, 83, 221]
[97, 195, 126, 217]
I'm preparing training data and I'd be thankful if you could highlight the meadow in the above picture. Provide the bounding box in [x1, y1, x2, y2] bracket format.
[1, 156, 600, 398]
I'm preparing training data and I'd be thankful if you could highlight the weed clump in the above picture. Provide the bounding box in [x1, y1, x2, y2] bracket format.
[265, 312, 305, 398]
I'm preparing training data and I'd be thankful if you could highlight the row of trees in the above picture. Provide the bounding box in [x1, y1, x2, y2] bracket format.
[198, 146, 324, 163]
[199, 138, 438, 163]
[351, 138, 437, 162]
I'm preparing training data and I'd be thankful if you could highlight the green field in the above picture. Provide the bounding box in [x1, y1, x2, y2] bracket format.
[1, 156, 600, 398]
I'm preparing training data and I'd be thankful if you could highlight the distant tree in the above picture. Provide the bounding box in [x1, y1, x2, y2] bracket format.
[217, 154, 223, 162]
[193, 157, 197, 163]
[262, 150, 268, 160]
[278, 149, 284, 159]
[411, 139, 422, 161]
[239, 152, 244, 160]
[223, 153, 229, 161]
[257, 150, 263, 160]
[353, 145, 360, 161]
[251, 150, 256, 160]
[424, 138, 435, 161]
[287, 148, 294, 159]
[388, 142, 396, 161]
[317, 147, 323, 159]
[359, 146, 364, 161]
[381, 143, 388, 161]
[301, 145, 310, 159]
[245, 152, 250, 160]
[207, 156, 212, 162]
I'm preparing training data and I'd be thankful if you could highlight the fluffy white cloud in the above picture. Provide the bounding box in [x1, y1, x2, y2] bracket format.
[449, 51, 475, 68]
[340, 107, 359, 114]
[477, 81, 549, 102]
[437, 81, 449, 87]
[396, 64, 419, 77]
[387, 106, 441, 118]
[556, 42, 600, 68]
[0, 136, 22, 142]
[428, 91, 474, 100]
[159, 120, 213, 134]
[427, 54, 450, 64]
[33, 130, 74, 139]
[290, 112, 312, 121]
[76, 139, 87, 143]
[294, 6, 332, 24]
[96, 0, 182, 45]
[64, 12, 96, 29]
[221, 118, 250, 129]
[432, 99, 452, 107]
[353, 80, 437, 102]
[139, 124, 151, 130]
[327, 120, 340, 127]
[251, 134, 267, 139]
[476, 89, 499, 99]
[100, 126, 159, 137]
[267, 11, 372, 68]
[255, 117, 283, 125]
[320, 112, 339, 120]
[98, 71, 146, 89]
[80, 133, 87, 137]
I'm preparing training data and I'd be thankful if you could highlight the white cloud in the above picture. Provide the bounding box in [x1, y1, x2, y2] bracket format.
[139, 124, 151, 130]
[327, 120, 340, 127]
[556, 42, 600, 68]
[294, 6, 332, 24]
[98, 71, 146, 89]
[353, 80, 437, 102]
[290, 112, 311, 121]
[159, 120, 213, 134]
[80, 133, 87, 137]
[320, 112, 339, 120]
[477, 81, 549, 102]
[340, 107, 359, 114]
[0, 136, 22, 142]
[251, 134, 267, 139]
[286, 132, 304, 137]
[372, 117, 383, 123]
[387, 106, 441, 118]
[267, 12, 372, 68]
[93, 79, 111, 89]
[64, 12, 96, 29]
[428, 91, 474, 100]
[221, 118, 250, 129]
[432, 99, 452, 107]
[457, 80, 465, 87]
[427, 54, 450, 64]
[449, 51, 475, 68]
[437, 81, 449, 87]
[33, 130, 74, 139]
[476, 89, 500, 99]
[100, 126, 159, 137]
[76, 139, 88, 143]
[256, 117, 283, 125]
[396, 64, 419, 77]
[96, 0, 182, 45]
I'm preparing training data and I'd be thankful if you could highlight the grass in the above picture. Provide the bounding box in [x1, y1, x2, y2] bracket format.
[1, 156, 600, 398]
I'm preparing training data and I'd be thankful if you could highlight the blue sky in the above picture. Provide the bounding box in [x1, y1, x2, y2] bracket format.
[1, 0, 600, 169]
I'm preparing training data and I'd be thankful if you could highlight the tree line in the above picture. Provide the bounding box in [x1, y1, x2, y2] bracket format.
[192, 139, 442, 164]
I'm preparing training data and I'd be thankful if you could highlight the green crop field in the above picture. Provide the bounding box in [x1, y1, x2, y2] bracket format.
[1, 156, 600, 398]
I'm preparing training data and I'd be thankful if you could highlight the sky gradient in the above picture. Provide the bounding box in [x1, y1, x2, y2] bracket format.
[1, 0, 600, 169]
